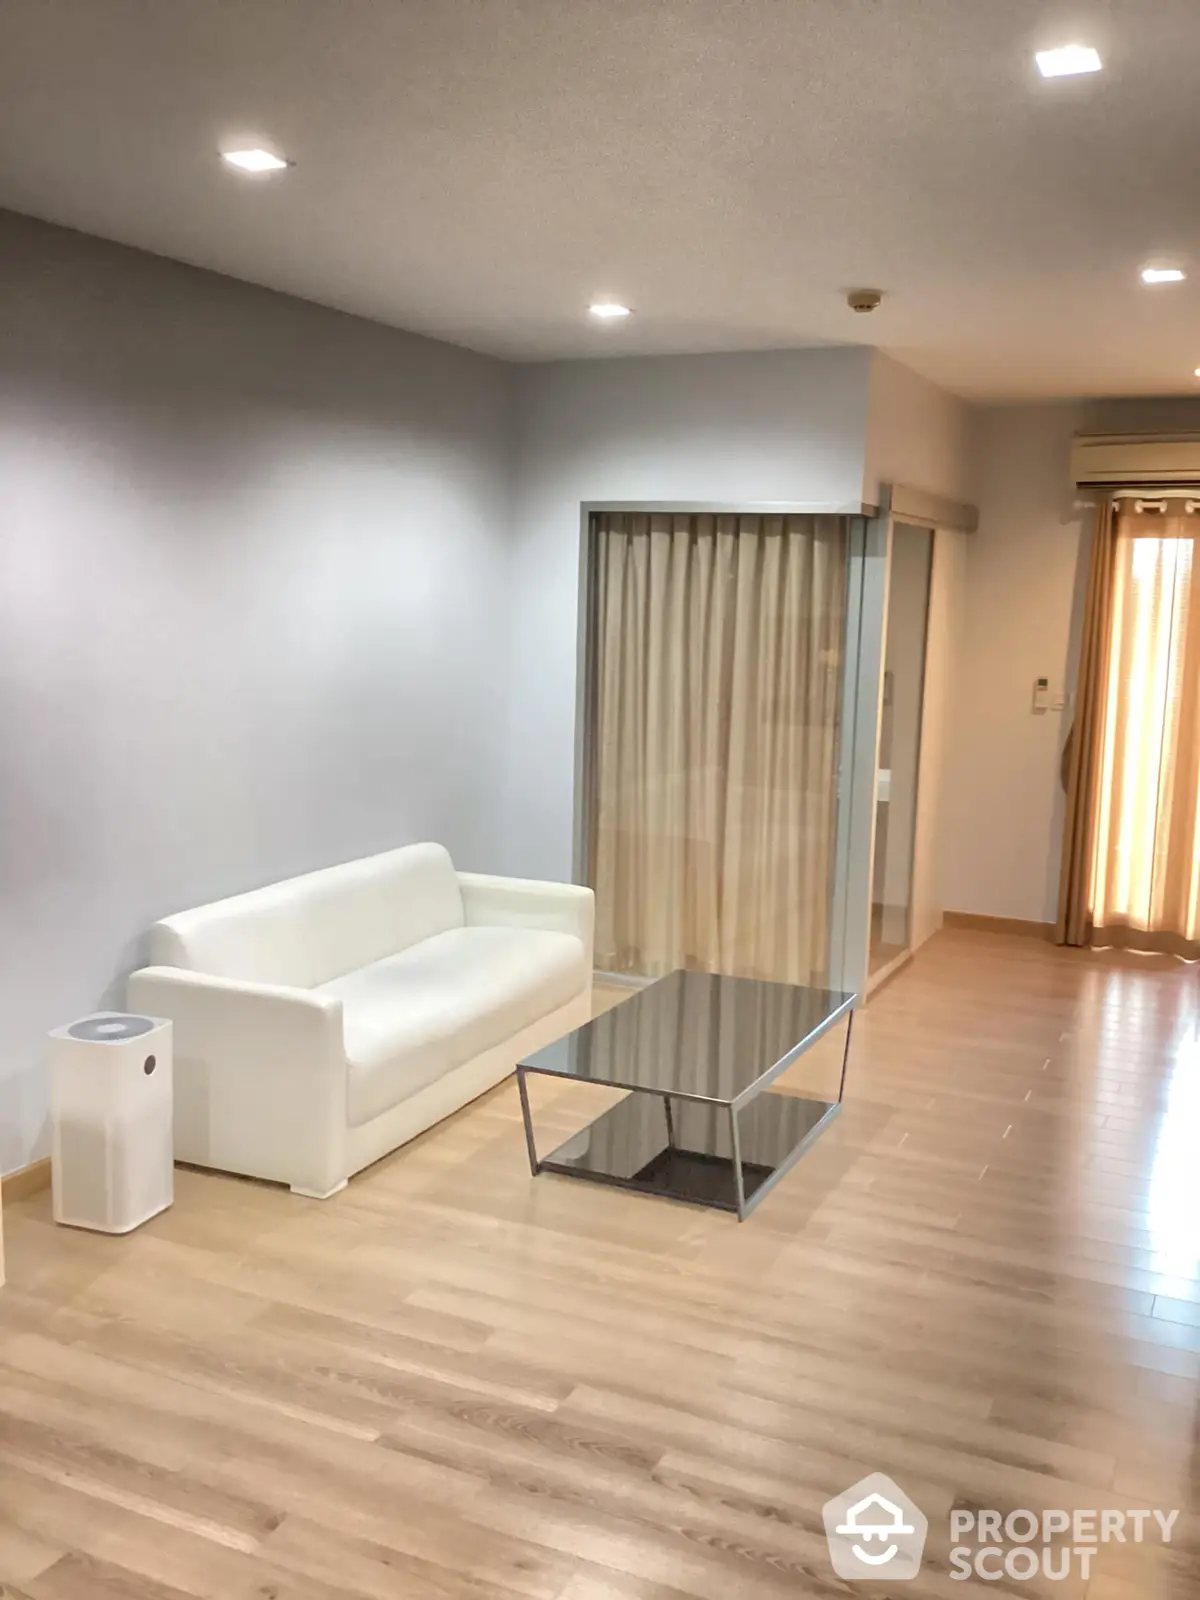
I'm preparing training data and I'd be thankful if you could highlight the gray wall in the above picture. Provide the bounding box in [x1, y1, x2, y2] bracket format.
[499, 347, 875, 881]
[0, 211, 513, 1172]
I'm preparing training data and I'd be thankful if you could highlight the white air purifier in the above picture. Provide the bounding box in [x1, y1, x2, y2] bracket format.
[50, 1013, 174, 1233]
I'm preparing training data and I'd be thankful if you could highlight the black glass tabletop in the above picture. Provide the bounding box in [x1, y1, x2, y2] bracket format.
[520, 969, 855, 1107]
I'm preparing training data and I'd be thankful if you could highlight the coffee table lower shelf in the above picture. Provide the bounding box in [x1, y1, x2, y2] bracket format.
[533, 1088, 840, 1217]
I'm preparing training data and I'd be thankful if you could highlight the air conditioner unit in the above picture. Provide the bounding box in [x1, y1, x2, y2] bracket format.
[1072, 434, 1200, 488]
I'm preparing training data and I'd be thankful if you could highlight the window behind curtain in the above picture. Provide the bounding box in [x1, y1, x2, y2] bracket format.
[585, 510, 851, 987]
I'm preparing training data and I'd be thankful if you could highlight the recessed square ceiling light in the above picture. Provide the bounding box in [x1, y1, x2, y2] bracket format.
[589, 301, 631, 320]
[1035, 44, 1102, 78]
[1141, 266, 1186, 285]
[221, 148, 290, 173]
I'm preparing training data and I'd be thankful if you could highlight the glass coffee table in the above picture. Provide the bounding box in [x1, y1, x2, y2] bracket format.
[517, 970, 856, 1221]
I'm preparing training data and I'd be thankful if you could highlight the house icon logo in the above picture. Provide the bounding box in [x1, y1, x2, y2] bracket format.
[822, 1473, 928, 1580]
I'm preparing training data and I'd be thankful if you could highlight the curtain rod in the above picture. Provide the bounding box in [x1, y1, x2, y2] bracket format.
[1103, 486, 1200, 498]
[583, 500, 878, 517]
[1111, 490, 1200, 510]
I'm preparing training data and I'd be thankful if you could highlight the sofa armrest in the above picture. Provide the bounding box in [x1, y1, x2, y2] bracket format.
[126, 966, 348, 1197]
[456, 873, 595, 971]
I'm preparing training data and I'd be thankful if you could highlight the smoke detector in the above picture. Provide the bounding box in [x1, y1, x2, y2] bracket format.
[847, 289, 884, 313]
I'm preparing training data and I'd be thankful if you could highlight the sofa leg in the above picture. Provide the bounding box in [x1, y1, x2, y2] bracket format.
[289, 1178, 348, 1200]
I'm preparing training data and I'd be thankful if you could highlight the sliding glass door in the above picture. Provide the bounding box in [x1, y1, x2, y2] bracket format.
[581, 510, 861, 991]
[869, 521, 933, 975]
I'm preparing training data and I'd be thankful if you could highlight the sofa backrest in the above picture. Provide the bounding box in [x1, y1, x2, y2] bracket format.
[147, 842, 465, 988]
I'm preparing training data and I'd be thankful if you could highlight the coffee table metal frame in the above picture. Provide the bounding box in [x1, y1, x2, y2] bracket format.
[516, 981, 856, 1221]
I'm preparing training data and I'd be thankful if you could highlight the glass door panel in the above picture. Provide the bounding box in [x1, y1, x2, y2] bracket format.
[870, 521, 933, 974]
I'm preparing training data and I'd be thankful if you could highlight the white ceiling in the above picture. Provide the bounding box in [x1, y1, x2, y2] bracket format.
[2, 0, 1199, 400]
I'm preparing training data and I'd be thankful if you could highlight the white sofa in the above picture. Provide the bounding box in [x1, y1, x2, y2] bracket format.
[126, 843, 593, 1197]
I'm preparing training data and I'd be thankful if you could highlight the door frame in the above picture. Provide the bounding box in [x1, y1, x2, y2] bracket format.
[861, 512, 943, 997]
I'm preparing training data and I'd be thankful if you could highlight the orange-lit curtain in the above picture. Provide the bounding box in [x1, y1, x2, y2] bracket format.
[1060, 500, 1200, 957]
[1057, 497, 1117, 944]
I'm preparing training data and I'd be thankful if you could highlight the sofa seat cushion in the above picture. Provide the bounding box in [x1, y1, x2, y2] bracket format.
[321, 926, 587, 1129]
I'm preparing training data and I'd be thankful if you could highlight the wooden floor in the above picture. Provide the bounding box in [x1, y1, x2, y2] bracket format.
[1, 931, 1197, 1598]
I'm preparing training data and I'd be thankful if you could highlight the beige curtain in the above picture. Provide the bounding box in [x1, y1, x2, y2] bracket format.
[1057, 496, 1117, 944]
[1058, 498, 1200, 957]
[588, 511, 849, 986]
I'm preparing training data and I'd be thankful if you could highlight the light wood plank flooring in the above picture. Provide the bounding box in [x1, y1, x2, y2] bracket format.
[1, 931, 1197, 1598]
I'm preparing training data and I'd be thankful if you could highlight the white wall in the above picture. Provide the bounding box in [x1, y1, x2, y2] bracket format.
[864, 352, 976, 506]
[500, 347, 875, 880]
[0, 211, 513, 1174]
[941, 395, 1200, 924]
[940, 405, 1083, 923]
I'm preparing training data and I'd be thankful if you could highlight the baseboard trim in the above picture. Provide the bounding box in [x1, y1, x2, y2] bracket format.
[943, 911, 1055, 942]
[2, 1157, 51, 1202]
